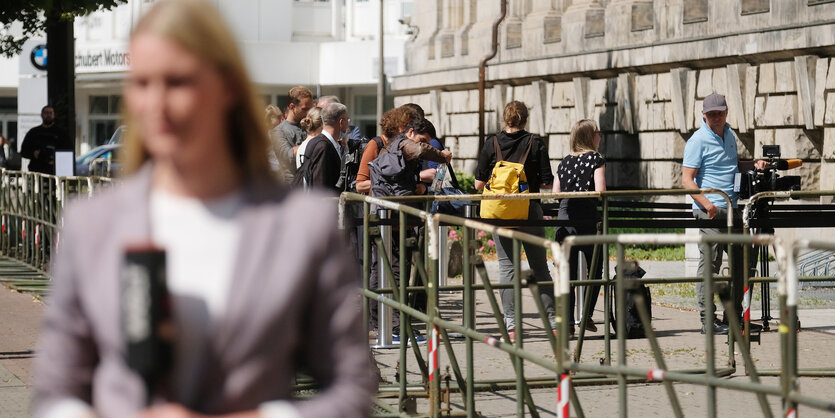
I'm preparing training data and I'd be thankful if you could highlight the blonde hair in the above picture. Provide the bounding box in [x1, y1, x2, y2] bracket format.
[300, 107, 323, 134]
[264, 104, 282, 127]
[121, 0, 271, 180]
[503, 100, 528, 130]
[569, 119, 599, 156]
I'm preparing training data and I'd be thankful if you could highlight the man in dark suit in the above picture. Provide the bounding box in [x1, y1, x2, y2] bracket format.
[297, 102, 349, 193]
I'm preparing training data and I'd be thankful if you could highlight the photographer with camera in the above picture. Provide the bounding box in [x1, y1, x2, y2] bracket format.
[682, 93, 767, 335]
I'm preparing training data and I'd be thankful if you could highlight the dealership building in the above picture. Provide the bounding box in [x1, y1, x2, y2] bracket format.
[0, 0, 414, 157]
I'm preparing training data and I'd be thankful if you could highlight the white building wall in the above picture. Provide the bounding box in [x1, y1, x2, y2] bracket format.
[56, 0, 413, 150]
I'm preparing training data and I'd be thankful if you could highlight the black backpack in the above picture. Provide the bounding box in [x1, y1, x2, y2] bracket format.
[609, 262, 652, 339]
[368, 134, 416, 198]
[292, 136, 328, 190]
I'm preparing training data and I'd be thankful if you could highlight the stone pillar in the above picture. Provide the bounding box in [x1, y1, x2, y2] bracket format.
[605, 0, 655, 47]
[794, 55, 819, 130]
[562, 0, 606, 53]
[522, 0, 563, 58]
[670, 67, 697, 133]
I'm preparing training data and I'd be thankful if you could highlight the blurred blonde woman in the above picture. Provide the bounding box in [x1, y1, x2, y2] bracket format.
[33, 1, 375, 416]
[295, 106, 323, 169]
[265, 104, 283, 171]
[553, 119, 607, 336]
[264, 104, 283, 130]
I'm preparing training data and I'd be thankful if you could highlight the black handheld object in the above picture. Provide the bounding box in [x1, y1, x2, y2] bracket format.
[120, 246, 174, 405]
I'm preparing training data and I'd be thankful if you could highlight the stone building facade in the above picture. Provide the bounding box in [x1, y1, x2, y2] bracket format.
[391, 0, 835, 197]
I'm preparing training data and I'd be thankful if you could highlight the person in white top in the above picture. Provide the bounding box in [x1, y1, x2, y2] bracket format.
[32, 1, 376, 417]
[295, 106, 323, 170]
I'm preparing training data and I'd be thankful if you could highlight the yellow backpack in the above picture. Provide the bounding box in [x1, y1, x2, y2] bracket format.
[480, 135, 533, 220]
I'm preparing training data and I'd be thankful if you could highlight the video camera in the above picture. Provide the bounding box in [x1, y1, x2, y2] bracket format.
[738, 145, 802, 199]
[336, 134, 370, 192]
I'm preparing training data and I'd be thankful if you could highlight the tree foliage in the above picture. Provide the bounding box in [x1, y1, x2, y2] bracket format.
[0, 0, 126, 58]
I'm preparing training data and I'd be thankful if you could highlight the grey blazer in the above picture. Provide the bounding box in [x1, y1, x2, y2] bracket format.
[33, 166, 376, 417]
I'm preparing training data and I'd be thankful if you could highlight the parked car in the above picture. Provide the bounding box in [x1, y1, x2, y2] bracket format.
[75, 144, 121, 177]
[107, 125, 126, 145]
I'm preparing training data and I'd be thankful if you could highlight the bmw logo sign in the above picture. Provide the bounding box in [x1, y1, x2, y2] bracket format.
[30, 44, 47, 71]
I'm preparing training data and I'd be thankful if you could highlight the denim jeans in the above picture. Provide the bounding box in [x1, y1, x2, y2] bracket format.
[492, 202, 556, 331]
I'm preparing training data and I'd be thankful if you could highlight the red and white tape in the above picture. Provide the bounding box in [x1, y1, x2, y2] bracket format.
[786, 408, 796, 418]
[428, 326, 439, 382]
[743, 285, 752, 322]
[647, 369, 666, 382]
[557, 374, 570, 418]
[35, 224, 40, 247]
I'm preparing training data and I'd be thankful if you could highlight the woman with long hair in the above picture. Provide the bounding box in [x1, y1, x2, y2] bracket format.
[553, 119, 607, 336]
[474, 100, 556, 342]
[33, 1, 375, 416]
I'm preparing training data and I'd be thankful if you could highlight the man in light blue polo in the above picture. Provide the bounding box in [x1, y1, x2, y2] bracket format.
[682, 93, 766, 335]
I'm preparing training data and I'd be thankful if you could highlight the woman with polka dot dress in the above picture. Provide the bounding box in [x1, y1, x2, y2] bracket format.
[553, 119, 607, 337]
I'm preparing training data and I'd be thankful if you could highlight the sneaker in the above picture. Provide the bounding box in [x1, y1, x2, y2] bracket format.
[392, 333, 427, 345]
[551, 327, 575, 340]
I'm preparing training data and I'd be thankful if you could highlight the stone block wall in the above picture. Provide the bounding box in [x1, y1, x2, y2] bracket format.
[396, 57, 835, 194]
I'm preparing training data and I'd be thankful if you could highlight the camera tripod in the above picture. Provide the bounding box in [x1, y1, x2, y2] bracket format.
[748, 197, 775, 331]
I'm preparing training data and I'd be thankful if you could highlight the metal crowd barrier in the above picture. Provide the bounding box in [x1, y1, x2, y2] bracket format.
[339, 190, 835, 417]
[2, 174, 833, 415]
[0, 169, 112, 294]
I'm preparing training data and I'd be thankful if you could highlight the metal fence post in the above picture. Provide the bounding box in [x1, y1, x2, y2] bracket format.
[513, 238, 524, 417]
[362, 202, 371, 342]
[462, 205, 475, 417]
[372, 208, 395, 348]
[602, 196, 612, 365]
[615, 244, 627, 418]
[702, 242, 717, 418]
[398, 211, 408, 411]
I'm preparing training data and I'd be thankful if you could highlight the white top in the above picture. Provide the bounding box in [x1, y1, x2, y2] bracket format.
[295, 135, 316, 169]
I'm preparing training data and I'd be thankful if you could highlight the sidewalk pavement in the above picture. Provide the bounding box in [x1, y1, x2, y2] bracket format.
[373, 260, 835, 416]
[0, 287, 42, 417]
[2, 260, 833, 417]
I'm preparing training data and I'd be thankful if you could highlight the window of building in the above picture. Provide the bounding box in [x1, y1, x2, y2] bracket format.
[741, 0, 769, 15]
[0, 116, 20, 169]
[683, 0, 708, 23]
[353, 94, 393, 139]
[88, 95, 122, 147]
[0, 97, 17, 113]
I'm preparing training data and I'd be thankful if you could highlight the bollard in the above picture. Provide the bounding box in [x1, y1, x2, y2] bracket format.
[372, 208, 396, 349]
[575, 252, 587, 327]
[437, 222, 448, 291]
